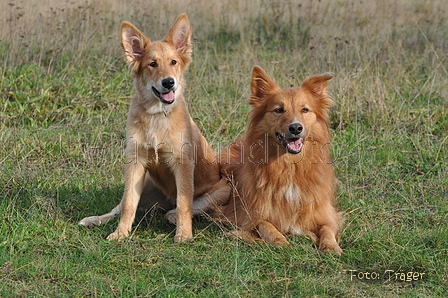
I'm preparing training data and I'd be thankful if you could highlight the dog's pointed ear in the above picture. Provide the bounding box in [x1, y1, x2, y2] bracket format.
[302, 74, 333, 109]
[121, 22, 150, 72]
[165, 13, 192, 60]
[250, 66, 281, 107]
[301, 73, 332, 98]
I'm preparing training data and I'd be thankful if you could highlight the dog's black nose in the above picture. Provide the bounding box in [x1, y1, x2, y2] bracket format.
[162, 77, 175, 89]
[288, 122, 303, 135]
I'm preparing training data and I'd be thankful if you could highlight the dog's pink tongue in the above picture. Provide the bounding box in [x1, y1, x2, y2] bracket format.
[162, 91, 174, 102]
[288, 138, 303, 151]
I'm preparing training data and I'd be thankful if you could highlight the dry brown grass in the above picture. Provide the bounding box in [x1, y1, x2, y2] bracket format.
[3, 0, 447, 68]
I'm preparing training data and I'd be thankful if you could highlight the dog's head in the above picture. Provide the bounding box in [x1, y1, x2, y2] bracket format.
[248, 66, 333, 154]
[121, 14, 192, 106]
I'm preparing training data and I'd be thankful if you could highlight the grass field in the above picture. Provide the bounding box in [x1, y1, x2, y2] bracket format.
[1, 0, 447, 296]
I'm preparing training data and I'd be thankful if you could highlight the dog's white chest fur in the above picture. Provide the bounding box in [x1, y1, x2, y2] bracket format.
[283, 182, 301, 205]
[283, 182, 303, 235]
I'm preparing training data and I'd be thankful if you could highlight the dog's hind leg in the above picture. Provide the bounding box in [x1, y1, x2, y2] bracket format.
[166, 178, 231, 224]
[78, 203, 121, 227]
[79, 173, 173, 229]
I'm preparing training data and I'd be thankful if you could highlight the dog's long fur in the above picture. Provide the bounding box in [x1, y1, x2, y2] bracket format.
[216, 66, 343, 254]
[79, 14, 228, 242]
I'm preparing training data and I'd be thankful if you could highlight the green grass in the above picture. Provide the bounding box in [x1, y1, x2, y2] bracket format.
[1, 0, 447, 296]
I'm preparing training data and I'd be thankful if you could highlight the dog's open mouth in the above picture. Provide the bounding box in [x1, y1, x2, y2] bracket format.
[152, 87, 175, 105]
[275, 133, 304, 154]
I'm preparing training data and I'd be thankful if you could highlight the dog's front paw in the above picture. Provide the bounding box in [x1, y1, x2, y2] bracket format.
[174, 231, 193, 243]
[165, 209, 177, 225]
[226, 230, 256, 243]
[319, 241, 343, 255]
[78, 216, 100, 227]
[271, 235, 291, 247]
[106, 229, 128, 241]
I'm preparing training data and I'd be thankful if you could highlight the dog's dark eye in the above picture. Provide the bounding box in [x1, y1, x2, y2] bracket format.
[171, 60, 177, 65]
[273, 107, 285, 114]
[149, 61, 158, 68]
[301, 107, 309, 113]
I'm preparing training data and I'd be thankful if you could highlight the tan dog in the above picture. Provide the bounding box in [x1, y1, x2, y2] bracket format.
[79, 14, 228, 242]
[216, 66, 343, 254]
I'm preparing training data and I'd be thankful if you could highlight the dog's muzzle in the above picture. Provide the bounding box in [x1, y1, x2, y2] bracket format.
[152, 77, 176, 104]
[276, 122, 305, 154]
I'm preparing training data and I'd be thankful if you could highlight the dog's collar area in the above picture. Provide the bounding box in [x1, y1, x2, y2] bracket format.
[144, 104, 173, 117]
[152, 87, 175, 105]
[275, 132, 304, 154]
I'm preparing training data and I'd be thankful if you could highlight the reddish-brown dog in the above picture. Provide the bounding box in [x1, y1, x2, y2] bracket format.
[216, 66, 343, 254]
